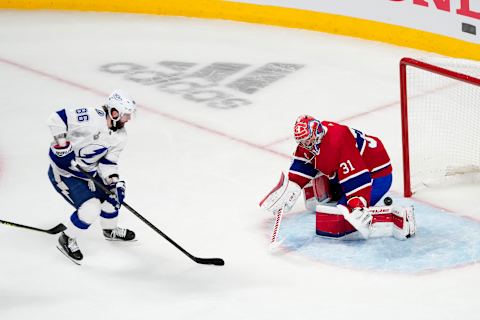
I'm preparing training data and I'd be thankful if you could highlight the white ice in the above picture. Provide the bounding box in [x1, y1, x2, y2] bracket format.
[0, 10, 479, 320]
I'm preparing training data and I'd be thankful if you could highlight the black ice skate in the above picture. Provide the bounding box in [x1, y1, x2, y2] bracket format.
[57, 232, 83, 265]
[103, 227, 136, 241]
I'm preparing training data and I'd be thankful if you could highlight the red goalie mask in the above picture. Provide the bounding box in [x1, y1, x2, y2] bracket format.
[294, 115, 325, 155]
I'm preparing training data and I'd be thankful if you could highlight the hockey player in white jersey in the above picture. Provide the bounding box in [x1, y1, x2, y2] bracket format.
[47, 90, 136, 264]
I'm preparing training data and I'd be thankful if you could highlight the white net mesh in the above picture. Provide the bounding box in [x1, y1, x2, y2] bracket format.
[405, 57, 480, 193]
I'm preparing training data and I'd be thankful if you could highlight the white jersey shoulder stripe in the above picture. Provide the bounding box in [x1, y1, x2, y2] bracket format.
[339, 168, 369, 184]
[371, 161, 391, 173]
[345, 181, 372, 197]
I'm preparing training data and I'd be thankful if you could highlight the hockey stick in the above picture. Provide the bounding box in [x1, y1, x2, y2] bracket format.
[269, 205, 285, 251]
[76, 166, 225, 266]
[258, 172, 287, 252]
[0, 219, 66, 234]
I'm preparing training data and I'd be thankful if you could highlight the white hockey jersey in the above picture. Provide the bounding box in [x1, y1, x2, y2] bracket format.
[47, 106, 127, 181]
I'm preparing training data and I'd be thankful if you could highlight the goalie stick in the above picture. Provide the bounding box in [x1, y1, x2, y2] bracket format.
[0, 219, 66, 235]
[76, 166, 225, 266]
[269, 205, 285, 252]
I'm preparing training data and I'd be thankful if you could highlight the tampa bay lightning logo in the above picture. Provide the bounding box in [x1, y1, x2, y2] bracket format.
[78, 144, 108, 165]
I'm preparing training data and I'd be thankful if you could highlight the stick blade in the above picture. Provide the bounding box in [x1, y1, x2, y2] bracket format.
[47, 223, 67, 234]
[269, 239, 285, 254]
[194, 257, 225, 266]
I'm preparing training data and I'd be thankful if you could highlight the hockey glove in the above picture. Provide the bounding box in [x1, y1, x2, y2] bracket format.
[338, 196, 372, 239]
[106, 181, 126, 210]
[259, 172, 302, 214]
[337, 196, 368, 214]
[49, 141, 76, 171]
[346, 196, 368, 211]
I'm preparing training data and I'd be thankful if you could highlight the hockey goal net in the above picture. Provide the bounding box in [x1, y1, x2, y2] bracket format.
[401, 57, 480, 197]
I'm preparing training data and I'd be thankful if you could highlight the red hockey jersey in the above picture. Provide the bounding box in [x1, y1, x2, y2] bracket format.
[288, 121, 392, 206]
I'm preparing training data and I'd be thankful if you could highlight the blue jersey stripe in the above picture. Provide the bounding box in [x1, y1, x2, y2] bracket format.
[70, 211, 90, 229]
[340, 171, 372, 195]
[56, 109, 68, 130]
[289, 158, 318, 178]
[351, 128, 365, 155]
[98, 158, 117, 165]
[100, 210, 119, 219]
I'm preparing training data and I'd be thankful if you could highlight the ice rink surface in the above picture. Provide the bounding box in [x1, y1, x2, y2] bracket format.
[1, 10, 479, 319]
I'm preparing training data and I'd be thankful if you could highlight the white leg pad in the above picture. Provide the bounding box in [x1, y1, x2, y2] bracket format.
[392, 206, 416, 240]
[316, 204, 416, 240]
[369, 206, 394, 239]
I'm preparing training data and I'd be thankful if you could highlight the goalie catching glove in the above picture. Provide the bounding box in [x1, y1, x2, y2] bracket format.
[259, 172, 302, 213]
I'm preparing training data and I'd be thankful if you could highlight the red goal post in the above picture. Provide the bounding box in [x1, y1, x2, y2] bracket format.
[400, 57, 480, 197]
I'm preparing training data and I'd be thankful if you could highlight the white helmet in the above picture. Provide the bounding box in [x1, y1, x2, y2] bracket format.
[105, 90, 136, 123]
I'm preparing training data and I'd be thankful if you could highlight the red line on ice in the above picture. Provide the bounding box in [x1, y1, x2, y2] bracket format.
[263, 100, 399, 147]
[0, 57, 288, 160]
[0, 57, 468, 216]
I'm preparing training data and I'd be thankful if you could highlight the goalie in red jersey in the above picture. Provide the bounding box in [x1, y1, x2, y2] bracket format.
[260, 115, 415, 240]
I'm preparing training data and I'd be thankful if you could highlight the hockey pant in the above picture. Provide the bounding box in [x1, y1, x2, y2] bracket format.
[48, 166, 119, 236]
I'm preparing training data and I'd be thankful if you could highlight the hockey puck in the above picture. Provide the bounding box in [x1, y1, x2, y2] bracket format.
[383, 197, 393, 206]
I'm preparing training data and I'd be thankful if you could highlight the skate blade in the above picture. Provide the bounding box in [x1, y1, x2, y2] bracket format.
[56, 245, 82, 265]
[104, 238, 138, 242]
